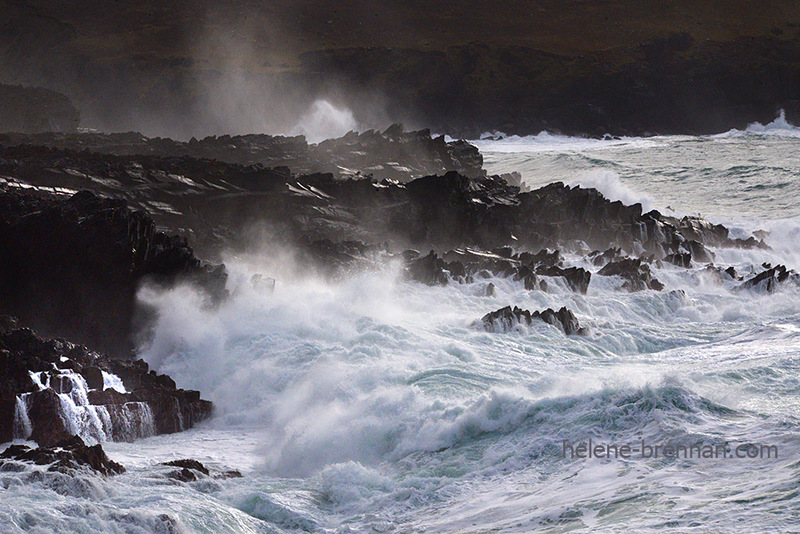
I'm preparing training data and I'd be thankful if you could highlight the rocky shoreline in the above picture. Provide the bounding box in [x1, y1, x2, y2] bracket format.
[0, 127, 798, 469]
[0, 318, 212, 447]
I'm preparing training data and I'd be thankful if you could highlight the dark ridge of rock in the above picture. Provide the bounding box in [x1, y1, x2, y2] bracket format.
[0, 188, 227, 357]
[0, 125, 485, 183]
[0, 325, 212, 446]
[536, 266, 592, 294]
[598, 258, 664, 292]
[0, 84, 80, 134]
[0, 436, 124, 476]
[0, 144, 765, 264]
[738, 265, 800, 293]
[298, 36, 800, 138]
[480, 306, 584, 335]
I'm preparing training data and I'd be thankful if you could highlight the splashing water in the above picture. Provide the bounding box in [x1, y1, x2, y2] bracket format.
[290, 99, 358, 143]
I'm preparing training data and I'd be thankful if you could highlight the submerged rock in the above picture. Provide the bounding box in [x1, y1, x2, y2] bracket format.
[480, 306, 585, 335]
[161, 458, 242, 481]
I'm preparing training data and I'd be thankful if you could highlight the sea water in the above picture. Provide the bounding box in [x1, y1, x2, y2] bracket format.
[2, 118, 800, 532]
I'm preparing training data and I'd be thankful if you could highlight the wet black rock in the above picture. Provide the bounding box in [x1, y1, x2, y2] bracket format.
[514, 265, 548, 292]
[598, 258, 664, 292]
[537, 266, 592, 294]
[161, 458, 242, 482]
[0, 436, 125, 476]
[0, 325, 212, 446]
[0, 142, 766, 264]
[480, 305, 585, 335]
[738, 265, 800, 293]
[163, 458, 209, 475]
[407, 251, 468, 285]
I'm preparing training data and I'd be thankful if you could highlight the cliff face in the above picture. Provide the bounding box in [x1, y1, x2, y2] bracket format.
[0, 189, 227, 357]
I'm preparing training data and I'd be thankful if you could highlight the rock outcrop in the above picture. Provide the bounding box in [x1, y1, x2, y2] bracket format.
[738, 265, 800, 293]
[0, 144, 766, 265]
[598, 258, 664, 292]
[0, 188, 227, 356]
[480, 306, 585, 335]
[0, 436, 125, 476]
[0, 325, 212, 447]
[0, 125, 484, 183]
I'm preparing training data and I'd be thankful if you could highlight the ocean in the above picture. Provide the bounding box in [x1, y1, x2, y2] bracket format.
[2, 117, 800, 532]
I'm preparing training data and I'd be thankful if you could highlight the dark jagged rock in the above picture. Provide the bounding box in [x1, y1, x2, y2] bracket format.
[598, 258, 664, 292]
[0, 125, 484, 183]
[536, 266, 592, 294]
[0, 325, 212, 446]
[683, 240, 714, 263]
[0, 143, 765, 264]
[738, 265, 800, 293]
[0, 188, 227, 356]
[161, 458, 243, 482]
[518, 249, 562, 269]
[0, 436, 125, 476]
[514, 265, 547, 292]
[480, 305, 584, 335]
[163, 458, 209, 475]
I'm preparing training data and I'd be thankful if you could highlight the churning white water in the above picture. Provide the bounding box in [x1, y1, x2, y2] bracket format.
[2, 123, 800, 533]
